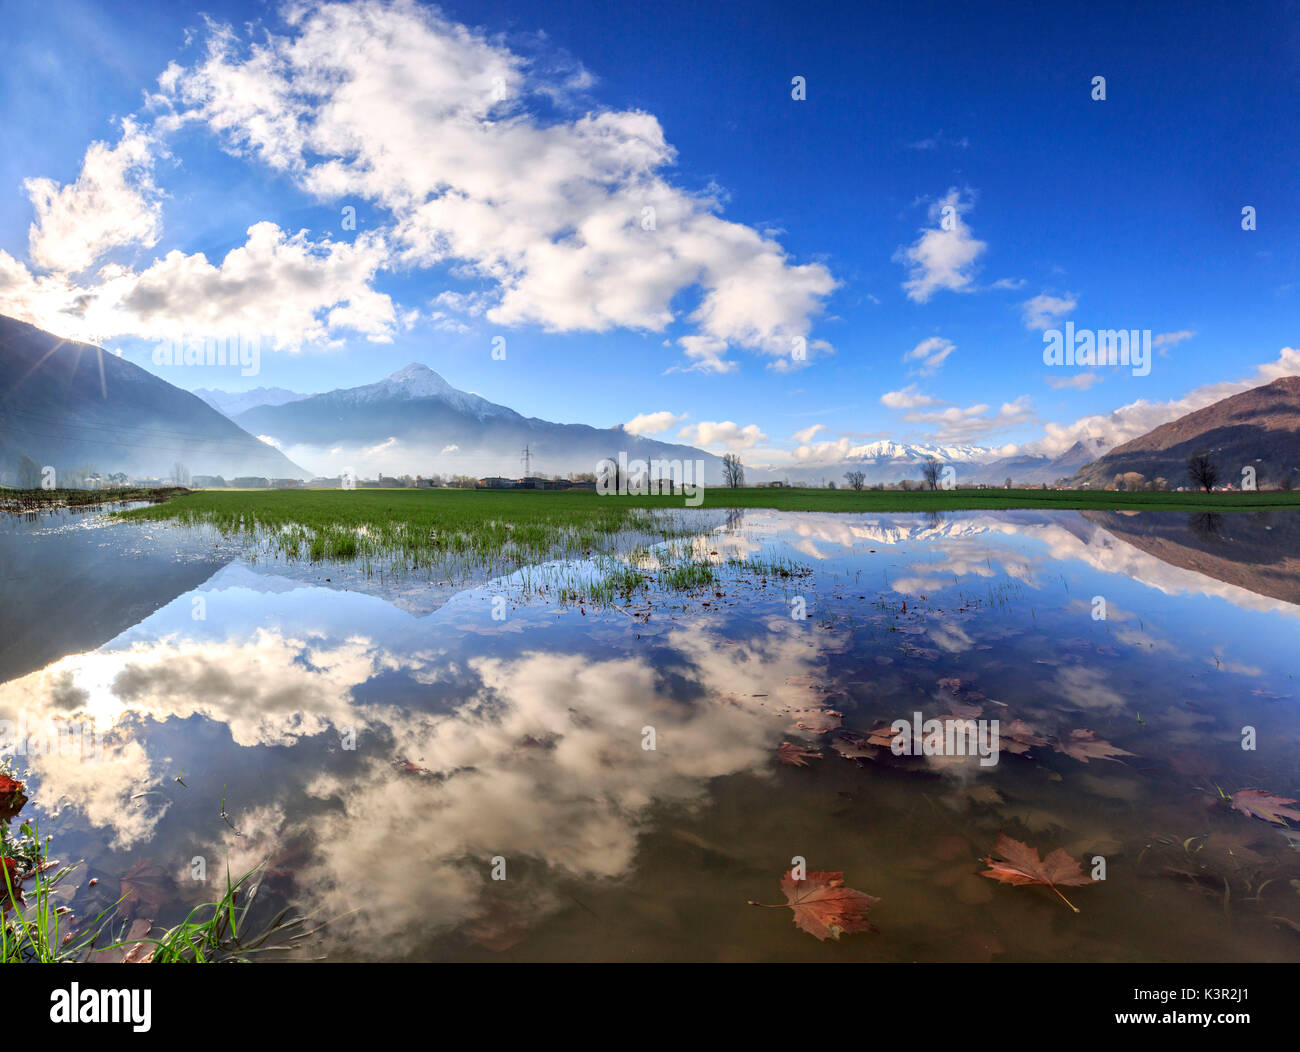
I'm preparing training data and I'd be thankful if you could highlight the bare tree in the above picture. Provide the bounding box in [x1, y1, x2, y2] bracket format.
[922, 456, 942, 491]
[171, 461, 191, 487]
[722, 453, 745, 488]
[1187, 450, 1219, 492]
[844, 470, 865, 491]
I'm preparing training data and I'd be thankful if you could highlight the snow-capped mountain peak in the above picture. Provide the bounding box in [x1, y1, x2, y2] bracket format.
[848, 440, 995, 463]
[383, 363, 456, 397]
[330, 363, 515, 419]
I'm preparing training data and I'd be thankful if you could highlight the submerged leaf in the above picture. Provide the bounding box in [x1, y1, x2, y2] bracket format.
[1055, 729, 1135, 764]
[1231, 789, 1300, 826]
[777, 742, 822, 767]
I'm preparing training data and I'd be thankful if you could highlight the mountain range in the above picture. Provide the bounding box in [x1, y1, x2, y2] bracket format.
[0, 315, 308, 484]
[3, 312, 1295, 490]
[233, 362, 732, 482]
[193, 386, 308, 418]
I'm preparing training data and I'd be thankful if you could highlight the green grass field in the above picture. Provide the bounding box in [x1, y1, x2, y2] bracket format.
[124, 483, 1300, 519]
[102, 484, 1300, 577]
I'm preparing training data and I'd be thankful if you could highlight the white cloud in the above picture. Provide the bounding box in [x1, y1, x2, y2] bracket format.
[894, 188, 986, 302]
[791, 424, 826, 444]
[441, 444, 459, 454]
[895, 397, 1035, 445]
[1029, 346, 1300, 456]
[0, 223, 396, 349]
[904, 335, 956, 375]
[155, 1, 835, 369]
[880, 384, 941, 410]
[1021, 292, 1077, 331]
[623, 411, 685, 436]
[24, 119, 163, 275]
[1153, 330, 1195, 356]
[676, 420, 767, 452]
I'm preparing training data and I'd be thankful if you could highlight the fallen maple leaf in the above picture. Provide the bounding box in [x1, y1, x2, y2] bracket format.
[0, 774, 27, 824]
[777, 742, 822, 767]
[1054, 729, 1135, 764]
[980, 833, 1091, 913]
[1000, 719, 1049, 756]
[749, 868, 880, 940]
[1231, 789, 1300, 825]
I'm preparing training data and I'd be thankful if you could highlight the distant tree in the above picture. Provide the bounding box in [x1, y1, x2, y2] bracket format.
[922, 456, 942, 491]
[1004, 477, 1013, 489]
[722, 453, 745, 488]
[1187, 450, 1219, 492]
[827, 480, 836, 490]
[171, 461, 191, 487]
[17, 454, 41, 489]
[844, 470, 866, 492]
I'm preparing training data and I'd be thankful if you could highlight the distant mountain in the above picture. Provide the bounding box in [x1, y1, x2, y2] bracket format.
[234, 363, 733, 482]
[193, 386, 308, 418]
[0, 315, 309, 483]
[848, 440, 993, 463]
[811, 437, 1099, 486]
[973, 439, 1110, 486]
[1067, 376, 1300, 489]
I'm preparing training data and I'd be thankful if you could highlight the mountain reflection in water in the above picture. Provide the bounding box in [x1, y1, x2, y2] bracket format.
[1, 507, 1298, 961]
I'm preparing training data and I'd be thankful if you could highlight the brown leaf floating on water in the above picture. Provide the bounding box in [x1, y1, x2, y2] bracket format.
[749, 868, 880, 941]
[980, 833, 1091, 913]
[777, 742, 823, 767]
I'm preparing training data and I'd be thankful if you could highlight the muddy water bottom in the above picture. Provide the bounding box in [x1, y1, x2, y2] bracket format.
[2, 507, 1299, 961]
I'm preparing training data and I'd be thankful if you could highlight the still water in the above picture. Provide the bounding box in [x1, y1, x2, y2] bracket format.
[2, 505, 1298, 961]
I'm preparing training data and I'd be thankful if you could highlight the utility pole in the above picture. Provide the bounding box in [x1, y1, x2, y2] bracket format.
[521, 444, 532, 478]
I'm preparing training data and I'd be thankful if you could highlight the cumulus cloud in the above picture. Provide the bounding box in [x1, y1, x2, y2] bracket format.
[151, 0, 834, 368]
[0, 223, 396, 349]
[1021, 292, 1078, 331]
[677, 420, 767, 452]
[24, 119, 163, 275]
[894, 397, 1035, 445]
[894, 188, 986, 302]
[880, 384, 941, 410]
[791, 424, 826, 444]
[1029, 346, 1300, 456]
[904, 335, 956, 375]
[623, 411, 685, 436]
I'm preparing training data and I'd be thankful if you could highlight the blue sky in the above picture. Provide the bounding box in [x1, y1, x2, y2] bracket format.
[3, 0, 1298, 472]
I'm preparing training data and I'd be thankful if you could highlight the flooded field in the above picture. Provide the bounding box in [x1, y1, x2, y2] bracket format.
[2, 504, 1299, 961]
